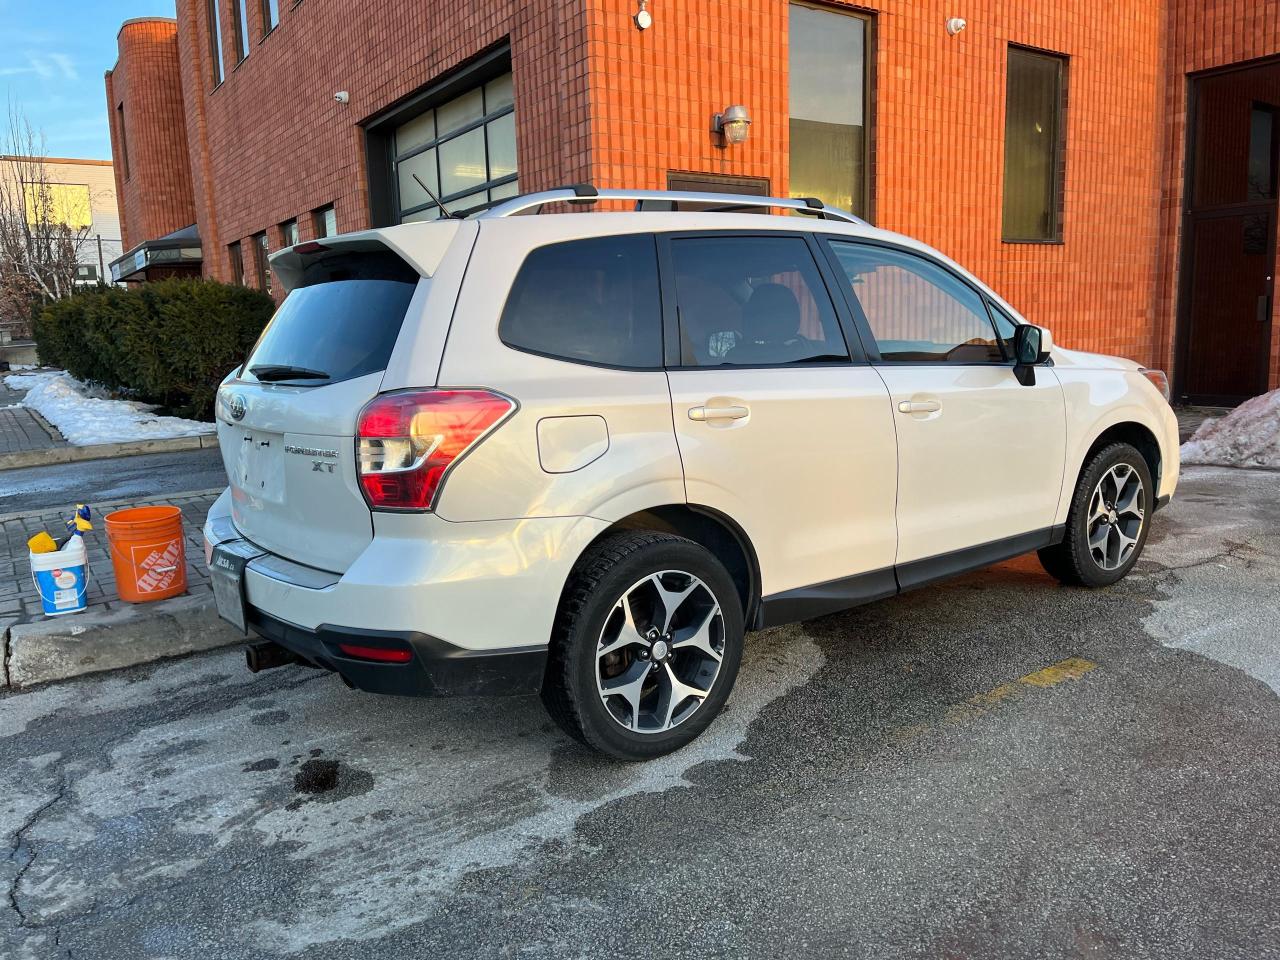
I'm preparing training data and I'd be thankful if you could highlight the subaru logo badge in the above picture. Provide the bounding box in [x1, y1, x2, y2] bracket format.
[229, 394, 247, 421]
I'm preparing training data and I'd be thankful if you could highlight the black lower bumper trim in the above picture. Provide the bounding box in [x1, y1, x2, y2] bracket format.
[246, 607, 547, 698]
[1155, 494, 1171, 512]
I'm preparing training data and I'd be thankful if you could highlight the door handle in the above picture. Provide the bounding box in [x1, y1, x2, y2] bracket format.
[688, 404, 750, 422]
[897, 400, 941, 414]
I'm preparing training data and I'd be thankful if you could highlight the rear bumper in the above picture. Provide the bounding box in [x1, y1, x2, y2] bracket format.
[202, 487, 606, 652]
[246, 608, 547, 697]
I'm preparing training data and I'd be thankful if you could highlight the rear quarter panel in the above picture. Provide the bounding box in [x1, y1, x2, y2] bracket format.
[432, 217, 686, 524]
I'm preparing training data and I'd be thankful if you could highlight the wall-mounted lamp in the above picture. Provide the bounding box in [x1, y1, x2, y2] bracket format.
[634, 0, 652, 30]
[712, 105, 752, 147]
[946, 17, 967, 36]
[333, 90, 350, 104]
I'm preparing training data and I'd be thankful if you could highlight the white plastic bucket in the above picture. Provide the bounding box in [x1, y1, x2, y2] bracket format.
[30, 537, 88, 616]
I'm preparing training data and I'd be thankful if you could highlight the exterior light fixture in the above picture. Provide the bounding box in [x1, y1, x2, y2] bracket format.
[712, 105, 751, 147]
[634, 0, 652, 30]
[946, 17, 967, 35]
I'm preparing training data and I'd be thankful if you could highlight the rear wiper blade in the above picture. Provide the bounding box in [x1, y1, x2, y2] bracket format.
[249, 364, 330, 382]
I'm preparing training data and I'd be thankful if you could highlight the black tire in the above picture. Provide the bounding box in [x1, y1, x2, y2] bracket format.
[1038, 441, 1154, 587]
[541, 531, 745, 761]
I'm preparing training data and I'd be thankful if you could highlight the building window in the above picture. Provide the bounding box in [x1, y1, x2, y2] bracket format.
[229, 241, 244, 285]
[788, 3, 872, 219]
[207, 0, 225, 86]
[116, 104, 130, 180]
[261, 0, 279, 36]
[280, 217, 298, 247]
[252, 231, 271, 295]
[233, 0, 250, 62]
[391, 71, 517, 222]
[313, 204, 337, 238]
[1003, 47, 1067, 242]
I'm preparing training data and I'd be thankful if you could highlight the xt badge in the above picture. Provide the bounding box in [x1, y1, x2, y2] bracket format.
[312, 461, 335, 473]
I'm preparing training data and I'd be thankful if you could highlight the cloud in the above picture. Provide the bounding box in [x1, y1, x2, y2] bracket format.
[0, 53, 80, 82]
[47, 53, 79, 82]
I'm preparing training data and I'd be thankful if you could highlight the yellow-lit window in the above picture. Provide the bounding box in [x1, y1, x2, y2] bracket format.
[24, 182, 92, 230]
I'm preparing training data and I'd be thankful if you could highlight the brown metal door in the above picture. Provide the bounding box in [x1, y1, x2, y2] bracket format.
[1181, 206, 1275, 405]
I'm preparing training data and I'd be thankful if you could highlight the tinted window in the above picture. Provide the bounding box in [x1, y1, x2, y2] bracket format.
[1003, 47, 1066, 241]
[829, 242, 1004, 363]
[672, 236, 848, 367]
[500, 235, 662, 368]
[243, 254, 419, 385]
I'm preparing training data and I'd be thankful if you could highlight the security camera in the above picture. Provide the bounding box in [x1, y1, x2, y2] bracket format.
[333, 91, 349, 104]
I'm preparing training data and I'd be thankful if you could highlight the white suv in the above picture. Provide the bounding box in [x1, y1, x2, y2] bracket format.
[204, 187, 1179, 760]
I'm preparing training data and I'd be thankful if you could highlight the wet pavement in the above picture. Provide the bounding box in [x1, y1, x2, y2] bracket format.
[1, 465, 1278, 959]
[0, 448, 226, 516]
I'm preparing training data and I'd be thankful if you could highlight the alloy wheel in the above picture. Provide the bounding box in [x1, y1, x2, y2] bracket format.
[1087, 462, 1145, 571]
[595, 570, 725, 734]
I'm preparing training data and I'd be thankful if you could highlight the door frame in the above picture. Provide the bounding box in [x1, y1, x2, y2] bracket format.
[1174, 58, 1280, 405]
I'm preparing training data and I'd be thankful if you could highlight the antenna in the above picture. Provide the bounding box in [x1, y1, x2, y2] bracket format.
[411, 173, 459, 219]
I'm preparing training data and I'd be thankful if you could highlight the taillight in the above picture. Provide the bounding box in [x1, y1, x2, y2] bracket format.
[1139, 368, 1171, 403]
[356, 389, 515, 511]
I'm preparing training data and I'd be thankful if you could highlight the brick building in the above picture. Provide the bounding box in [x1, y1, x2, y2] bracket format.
[105, 1, 1280, 405]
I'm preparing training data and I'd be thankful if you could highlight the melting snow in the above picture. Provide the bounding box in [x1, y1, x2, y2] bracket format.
[1181, 389, 1280, 470]
[3, 370, 213, 446]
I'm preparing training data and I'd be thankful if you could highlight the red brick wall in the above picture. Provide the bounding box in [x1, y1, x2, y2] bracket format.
[105, 18, 197, 253]
[173, 0, 591, 287]
[1159, 1, 1280, 393]
[588, 0, 1165, 365]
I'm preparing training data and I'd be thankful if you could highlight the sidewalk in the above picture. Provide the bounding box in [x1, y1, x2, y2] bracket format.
[0, 378, 67, 457]
[0, 490, 219, 623]
[1, 489, 243, 689]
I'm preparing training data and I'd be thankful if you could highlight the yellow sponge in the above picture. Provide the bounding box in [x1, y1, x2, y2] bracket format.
[27, 532, 58, 554]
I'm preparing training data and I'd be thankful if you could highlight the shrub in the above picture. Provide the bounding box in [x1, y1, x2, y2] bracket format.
[33, 278, 274, 419]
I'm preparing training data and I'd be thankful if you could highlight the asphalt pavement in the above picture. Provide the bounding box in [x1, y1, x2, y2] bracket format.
[2, 465, 1278, 959]
[0, 448, 227, 515]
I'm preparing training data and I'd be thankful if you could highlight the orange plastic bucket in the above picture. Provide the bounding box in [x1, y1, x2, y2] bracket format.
[104, 506, 188, 602]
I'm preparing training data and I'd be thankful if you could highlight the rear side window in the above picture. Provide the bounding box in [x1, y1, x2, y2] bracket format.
[671, 235, 849, 367]
[244, 252, 419, 385]
[499, 235, 662, 369]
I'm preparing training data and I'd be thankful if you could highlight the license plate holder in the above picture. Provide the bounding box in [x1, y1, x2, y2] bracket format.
[211, 540, 265, 635]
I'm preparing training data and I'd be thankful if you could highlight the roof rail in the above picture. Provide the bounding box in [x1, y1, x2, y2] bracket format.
[476, 186, 867, 225]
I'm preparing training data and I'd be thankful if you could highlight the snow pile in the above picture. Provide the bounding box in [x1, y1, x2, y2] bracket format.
[2, 370, 213, 446]
[1181, 389, 1280, 469]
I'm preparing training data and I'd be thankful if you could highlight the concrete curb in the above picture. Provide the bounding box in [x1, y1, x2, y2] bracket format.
[0, 487, 225, 524]
[5, 593, 244, 689]
[0, 433, 219, 472]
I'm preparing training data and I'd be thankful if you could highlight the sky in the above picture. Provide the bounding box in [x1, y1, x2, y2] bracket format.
[1, 0, 177, 161]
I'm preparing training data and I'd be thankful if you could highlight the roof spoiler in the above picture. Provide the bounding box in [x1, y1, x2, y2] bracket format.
[268, 220, 464, 293]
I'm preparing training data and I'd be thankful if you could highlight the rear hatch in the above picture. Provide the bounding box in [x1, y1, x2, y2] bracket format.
[216, 231, 449, 572]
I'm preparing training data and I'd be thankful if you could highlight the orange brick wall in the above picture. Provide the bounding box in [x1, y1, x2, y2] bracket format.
[172, 0, 591, 284]
[104, 18, 197, 252]
[588, 0, 1164, 364]
[1159, 1, 1280, 392]
[107, 0, 1280, 392]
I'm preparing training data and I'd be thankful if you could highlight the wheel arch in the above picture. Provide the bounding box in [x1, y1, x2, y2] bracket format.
[1080, 420, 1163, 491]
[577, 504, 763, 630]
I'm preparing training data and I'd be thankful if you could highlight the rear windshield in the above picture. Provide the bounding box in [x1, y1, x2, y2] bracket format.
[242, 252, 419, 386]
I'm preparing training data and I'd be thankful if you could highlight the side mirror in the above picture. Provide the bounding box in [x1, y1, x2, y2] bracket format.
[1012, 324, 1051, 385]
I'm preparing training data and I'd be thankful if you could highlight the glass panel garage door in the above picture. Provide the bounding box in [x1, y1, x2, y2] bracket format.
[393, 72, 518, 222]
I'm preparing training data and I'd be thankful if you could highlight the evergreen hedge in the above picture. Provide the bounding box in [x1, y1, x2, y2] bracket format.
[34, 279, 274, 420]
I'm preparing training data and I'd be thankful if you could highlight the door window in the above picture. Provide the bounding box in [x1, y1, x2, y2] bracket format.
[671, 235, 849, 367]
[828, 242, 1004, 363]
[499, 234, 662, 369]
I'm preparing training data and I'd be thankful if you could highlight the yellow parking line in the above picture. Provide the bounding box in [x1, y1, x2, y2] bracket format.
[893, 657, 1099, 746]
[1017, 657, 1098, 688]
